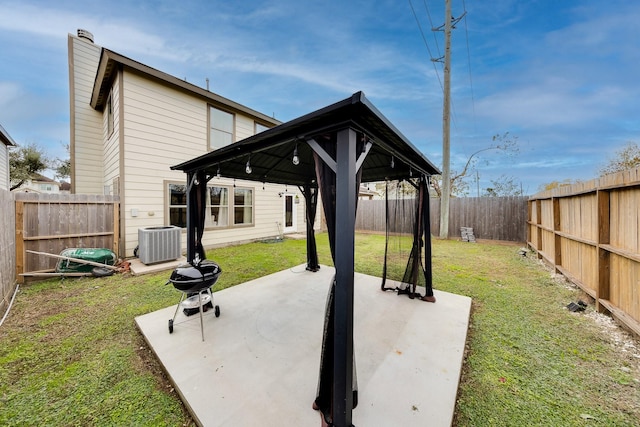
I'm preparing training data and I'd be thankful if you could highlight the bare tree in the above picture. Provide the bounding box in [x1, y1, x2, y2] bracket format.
[483, 175, 524, 196]
[537, 179, 581, 192]
[599, 142, 640, 176]
[430, 173, 470, 197]
[54, 143, 71, 182]
[431, 132, 519, 197]
[374, 180, 418, 198]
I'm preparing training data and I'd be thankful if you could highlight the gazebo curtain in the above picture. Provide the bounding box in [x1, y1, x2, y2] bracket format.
[312, 137, 363, 426]
[300, 182, 320, 272]
[186, 170, 208, 264]
[381, 176, 434, 300]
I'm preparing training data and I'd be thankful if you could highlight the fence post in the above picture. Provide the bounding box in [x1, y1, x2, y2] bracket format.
[113, 201, 120, 257]
[535, 200, 542, 258]
[527, 200, 532, 246]
[596, 189, 610, 313]
[553, 197, 561, 272]
[15, 200, 24, 284]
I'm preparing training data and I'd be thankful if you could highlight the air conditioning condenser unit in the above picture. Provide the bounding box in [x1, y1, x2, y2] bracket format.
[138, 226, 182, 265]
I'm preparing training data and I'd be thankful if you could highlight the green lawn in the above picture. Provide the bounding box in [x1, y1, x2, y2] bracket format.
[1, 233, 638, 426]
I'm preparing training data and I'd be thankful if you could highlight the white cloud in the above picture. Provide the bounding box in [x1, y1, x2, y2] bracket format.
[474, 81, 628, 129]
[1, 0, 638, 193]
[0, 2, 187, 63]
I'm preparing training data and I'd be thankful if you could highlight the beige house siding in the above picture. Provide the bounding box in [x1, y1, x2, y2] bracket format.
[68, 34, 104, 194]
[235, 115, 256, 141]
[69, 31, 310, 258]
[103, 73, 121, 194]
[117, 71, 306, 256]
[195, 181, 305, 249]
[120, 71, 207, 255]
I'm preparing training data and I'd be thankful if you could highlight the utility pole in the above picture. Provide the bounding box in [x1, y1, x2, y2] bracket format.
[439, 0, 453, 239]
[434, 0, 465, 238]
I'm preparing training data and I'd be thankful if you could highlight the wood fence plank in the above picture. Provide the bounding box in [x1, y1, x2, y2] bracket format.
[14, 194, 120, 280]
[529, 165, 640, 334]
[356, 196, 528, 242]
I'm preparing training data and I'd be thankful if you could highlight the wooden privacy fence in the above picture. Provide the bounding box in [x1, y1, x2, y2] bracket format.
[528, 166, 640, 336]
[356, 196, 528, 243]
[1, 189, 16, 319]
[15, 193, 120, 283]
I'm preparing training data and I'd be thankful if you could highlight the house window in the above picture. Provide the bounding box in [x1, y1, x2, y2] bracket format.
[107, 91, 114, 137]
[234, 188, 253, 225]
[169, 184, 187, 228]
[208, 186, 229, 227]
[255, 122, 270, 134]
[209, 106, 234, 150]
[167, 183, 252, 228]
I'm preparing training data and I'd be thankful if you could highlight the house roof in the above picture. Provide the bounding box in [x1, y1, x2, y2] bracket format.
[89, 48, 280, 127]
[31, 173, 59, 184]
[0, 124, 17, 147]
[171, 92, 440, 186]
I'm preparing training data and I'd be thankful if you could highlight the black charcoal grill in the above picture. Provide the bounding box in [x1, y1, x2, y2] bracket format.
[167, 260, 222, 341]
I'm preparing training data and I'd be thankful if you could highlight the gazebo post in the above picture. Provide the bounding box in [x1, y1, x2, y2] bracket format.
[185, 171, 196, 263]
[332, 128, 357, 427]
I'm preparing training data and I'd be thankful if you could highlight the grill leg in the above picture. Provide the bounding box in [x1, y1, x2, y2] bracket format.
[198, 291, 205, 342]
[172, 292, 186, 323]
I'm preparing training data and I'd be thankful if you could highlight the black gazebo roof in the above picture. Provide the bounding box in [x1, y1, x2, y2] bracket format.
[171, 91, 440, 183]
[170, 91, 439, 427]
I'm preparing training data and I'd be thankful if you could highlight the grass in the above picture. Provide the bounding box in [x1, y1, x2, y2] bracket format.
[432, 242, 640, 426]
[1, 233, 639, 426]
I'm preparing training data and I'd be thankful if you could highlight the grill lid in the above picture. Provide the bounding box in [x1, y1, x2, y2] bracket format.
[169, 260, 222, 292]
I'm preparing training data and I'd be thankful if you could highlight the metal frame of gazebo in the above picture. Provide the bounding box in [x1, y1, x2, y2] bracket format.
[171, 91, 439, 427]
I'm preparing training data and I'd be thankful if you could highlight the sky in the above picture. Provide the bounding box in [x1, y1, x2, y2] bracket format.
[1, 0, 639, 195]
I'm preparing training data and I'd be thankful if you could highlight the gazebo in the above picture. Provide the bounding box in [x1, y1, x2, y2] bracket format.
[171, 91, 440, 427]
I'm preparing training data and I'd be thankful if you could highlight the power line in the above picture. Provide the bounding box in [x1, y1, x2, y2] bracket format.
[422, 0, 442, 60]
[423, 0, 461, 132]
[430, 2, 466, 132]
[408, 0, 444, 92]
[461, 0, 477, 132]
[410, 1, 472, 141]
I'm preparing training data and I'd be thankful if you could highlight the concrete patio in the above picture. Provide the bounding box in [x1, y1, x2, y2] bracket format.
[135, 265, 471, 426]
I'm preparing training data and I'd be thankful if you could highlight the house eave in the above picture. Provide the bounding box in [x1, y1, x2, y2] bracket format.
[89, 49, 280, 126]
[0, 124, 17, 147]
